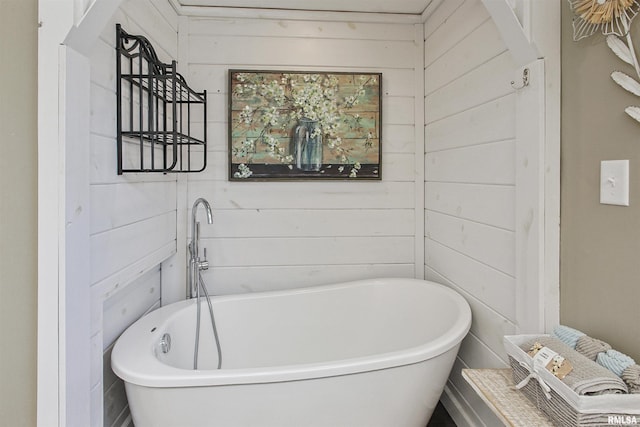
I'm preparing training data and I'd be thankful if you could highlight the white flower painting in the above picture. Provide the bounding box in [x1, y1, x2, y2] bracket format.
[229, 70, 382, 180]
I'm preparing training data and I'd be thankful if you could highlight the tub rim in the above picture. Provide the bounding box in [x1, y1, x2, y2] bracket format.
[111, 277, 471, 388]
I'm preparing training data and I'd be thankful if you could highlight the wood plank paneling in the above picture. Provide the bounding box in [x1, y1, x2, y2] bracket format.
[189, 35, 416, 68]
[80, 3, 529, 427]
[188, 65, 417, 97]
[102, 267, 161, 348]
[425, 18, 506, 95]
[457, 332, 508, 369]
[200, 264, 415, 295]
[424, 2, 518, 425]
[423, 0, 464, 40]
[90, 211, 176, 284]
[197, 209, 415, 238]
[425, 51, 515, 124]
[425, 94, 515, 153]
[385, 96, 415, 125]
[202, 236, 414, 267]
[90, 83, 117, 139]
[101, 7, 176, 66]
[89, 38, 116, 90]
[91, 182, 177, 234]
[426, 210, 515, 276]
[90, 134, 176, 185]
[425, 267, 515, 361]
[103, 375, 127, 427]
[425, 240, 515, 321]
[89, 0, 180, 288]
[185, 15, 419, 297]
[150, 0, 179, 31]
[91, 242, 174, 314]
[424, 0, 490, 67]
[425, 182, 514, 230]
[120, 1, 178, 60]
[189, 181, 415, 209]
[425, 140, 515, 185]
[189, 18, 416, 41]
[89, 1, 180, 424]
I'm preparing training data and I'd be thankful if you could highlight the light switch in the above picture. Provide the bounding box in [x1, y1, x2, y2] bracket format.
[600, 160, 630, 206]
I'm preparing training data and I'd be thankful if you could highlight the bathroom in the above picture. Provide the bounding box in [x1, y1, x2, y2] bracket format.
[3, 0, 640, 426]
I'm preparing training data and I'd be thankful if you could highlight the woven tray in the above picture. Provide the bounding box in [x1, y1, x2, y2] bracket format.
[505, 335, 640, 427]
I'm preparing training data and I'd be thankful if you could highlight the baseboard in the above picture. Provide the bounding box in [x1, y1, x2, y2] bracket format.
[441, 383, 484, 427]
[120, 414, 133, 427]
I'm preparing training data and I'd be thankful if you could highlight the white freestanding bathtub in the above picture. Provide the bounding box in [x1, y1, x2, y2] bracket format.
[111, 278, 471, 427]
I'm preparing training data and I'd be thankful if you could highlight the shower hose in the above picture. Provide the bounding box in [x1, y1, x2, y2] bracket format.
[193, 270, 223, 370]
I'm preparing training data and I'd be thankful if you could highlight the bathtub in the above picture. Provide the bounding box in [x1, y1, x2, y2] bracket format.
[111, 278, 471, 427]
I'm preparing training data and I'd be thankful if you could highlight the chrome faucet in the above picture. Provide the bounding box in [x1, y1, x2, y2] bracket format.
[188, 198, 213, 299]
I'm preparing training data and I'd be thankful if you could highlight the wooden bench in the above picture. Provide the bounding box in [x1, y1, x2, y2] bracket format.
[461, 368, 554, 427]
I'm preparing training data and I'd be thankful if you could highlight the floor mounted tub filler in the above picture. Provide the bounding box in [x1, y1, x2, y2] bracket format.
[111, 278, 472, 427]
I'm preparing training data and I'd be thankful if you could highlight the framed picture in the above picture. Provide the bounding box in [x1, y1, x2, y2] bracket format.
[228, 70, 382, 180]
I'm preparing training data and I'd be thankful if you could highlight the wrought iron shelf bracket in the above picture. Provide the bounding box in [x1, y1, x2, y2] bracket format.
[116, 24, 207, 174]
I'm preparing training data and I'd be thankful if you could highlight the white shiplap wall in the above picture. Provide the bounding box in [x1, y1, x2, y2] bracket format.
[88, 1, 179, 425]
[424, 1, 517, 425]
[183, 17, 423, 295]
[48, 0, 556, 425]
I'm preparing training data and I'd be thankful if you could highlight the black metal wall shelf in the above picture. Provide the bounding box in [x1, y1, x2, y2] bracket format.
[116, 24, 207, 174]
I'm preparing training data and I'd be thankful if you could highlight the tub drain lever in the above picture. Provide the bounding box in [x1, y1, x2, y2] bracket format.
[160, 333, 171, 354]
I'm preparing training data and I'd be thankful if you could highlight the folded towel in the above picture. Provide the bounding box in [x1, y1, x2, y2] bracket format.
[622, 364, 640, 393]
[575, 335, 612, 361]
[597, 350, 636, 377]
[553, 325, 585, 349]
[521, 336, 628, 395]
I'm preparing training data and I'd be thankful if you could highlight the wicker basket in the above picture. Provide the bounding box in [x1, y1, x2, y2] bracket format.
[504, 335, 640, 427]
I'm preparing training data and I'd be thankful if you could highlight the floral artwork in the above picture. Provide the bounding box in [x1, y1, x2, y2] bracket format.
[228, 70, 382, 180]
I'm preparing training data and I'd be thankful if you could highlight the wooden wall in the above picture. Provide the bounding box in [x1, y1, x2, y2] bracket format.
[81, 1, 538, 426]
[87, 0, 179, 425]
[423, 1, 517, 425]
[183, 16, 423, 295]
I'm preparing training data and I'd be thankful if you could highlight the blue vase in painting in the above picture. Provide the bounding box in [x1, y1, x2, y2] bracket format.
[292, 118, 323, 172]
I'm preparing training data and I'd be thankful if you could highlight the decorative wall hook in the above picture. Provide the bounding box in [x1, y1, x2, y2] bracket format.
[511, 68, 530, 90]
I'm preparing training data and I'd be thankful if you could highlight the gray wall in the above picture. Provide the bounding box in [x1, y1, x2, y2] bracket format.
[0, 0, 38, 425]
[561, 2, 640, 360]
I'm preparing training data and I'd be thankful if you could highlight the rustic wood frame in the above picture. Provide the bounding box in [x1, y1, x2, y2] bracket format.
[228, 69, 382, 180]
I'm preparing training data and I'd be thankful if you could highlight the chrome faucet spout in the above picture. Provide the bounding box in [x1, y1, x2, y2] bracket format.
[195, 198, 213, 224]
[191, 197, 213, 237]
